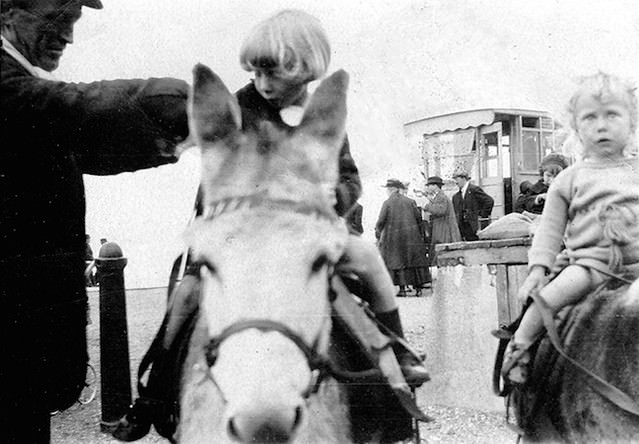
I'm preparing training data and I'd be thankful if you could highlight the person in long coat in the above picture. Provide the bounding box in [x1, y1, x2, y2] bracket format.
[1, 1, 189, 441]
[375, 179, 431, 296]
[452, 170, 495, 241]
[422, 176, 461, 265]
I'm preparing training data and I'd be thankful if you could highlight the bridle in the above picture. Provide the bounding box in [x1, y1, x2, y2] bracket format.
[195, 191, 380, 402]
[204, 318, 333, 400]
[202, 308, 389, 403]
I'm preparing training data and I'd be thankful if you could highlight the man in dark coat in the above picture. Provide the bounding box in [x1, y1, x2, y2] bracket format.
[452, 170, 495, 241]
[0, 1, 189, 442]
[375, 179, 431, 296]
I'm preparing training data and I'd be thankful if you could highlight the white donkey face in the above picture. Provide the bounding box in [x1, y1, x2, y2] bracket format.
[180, 65, 351, 444]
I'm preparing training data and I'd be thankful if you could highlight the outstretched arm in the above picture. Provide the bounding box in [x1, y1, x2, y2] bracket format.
[1, 62, 189, 175]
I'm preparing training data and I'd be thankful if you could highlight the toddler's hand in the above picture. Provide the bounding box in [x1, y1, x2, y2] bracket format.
[517, 266, 547, 304]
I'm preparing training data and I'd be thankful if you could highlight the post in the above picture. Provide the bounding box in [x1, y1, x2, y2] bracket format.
[95, 241, 132, 432]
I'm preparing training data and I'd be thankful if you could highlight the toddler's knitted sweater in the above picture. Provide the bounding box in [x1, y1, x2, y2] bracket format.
[528, 156, 639, 272]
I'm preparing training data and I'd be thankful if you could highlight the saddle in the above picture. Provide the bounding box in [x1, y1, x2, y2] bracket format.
[493, 272, 639, 438]
[113, 272, 429, 443]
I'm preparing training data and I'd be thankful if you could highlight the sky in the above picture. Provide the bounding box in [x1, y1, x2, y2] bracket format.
[54, 0, 639, 287]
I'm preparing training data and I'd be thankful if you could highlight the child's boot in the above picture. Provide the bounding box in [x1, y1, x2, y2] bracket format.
[375, 309, 430, 384]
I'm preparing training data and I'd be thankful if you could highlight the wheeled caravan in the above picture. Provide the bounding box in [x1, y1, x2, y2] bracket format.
[403, 108, 567, 222]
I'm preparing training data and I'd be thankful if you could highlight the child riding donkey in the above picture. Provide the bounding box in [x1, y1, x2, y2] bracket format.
[502, 71, 639, 385]
[115, 9, 428, 441]
[202, 8, 427, 381]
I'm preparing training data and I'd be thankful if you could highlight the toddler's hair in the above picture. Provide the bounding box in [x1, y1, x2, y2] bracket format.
[567, 71, 638, 133]
[239, 9, 330, 82]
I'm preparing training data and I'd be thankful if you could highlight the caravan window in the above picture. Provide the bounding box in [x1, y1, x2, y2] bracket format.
[522, 117, 540, 128]
[522, 116, 556, 172]
[481, 132, 499, 177]
[522, 130, 540, 171]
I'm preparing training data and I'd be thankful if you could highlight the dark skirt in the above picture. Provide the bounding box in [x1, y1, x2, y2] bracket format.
[389, 266, 431, 287]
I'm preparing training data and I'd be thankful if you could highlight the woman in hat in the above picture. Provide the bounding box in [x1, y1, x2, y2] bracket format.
[376, 179, 432, 296]
[422, 176, 461, 264]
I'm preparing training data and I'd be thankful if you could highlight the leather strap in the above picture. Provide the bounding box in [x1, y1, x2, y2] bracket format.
[492, 336, 511, 397]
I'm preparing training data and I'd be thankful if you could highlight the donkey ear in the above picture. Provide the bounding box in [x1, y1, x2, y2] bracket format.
[188, 63, 242, 144]
[297, 70, 348, 146]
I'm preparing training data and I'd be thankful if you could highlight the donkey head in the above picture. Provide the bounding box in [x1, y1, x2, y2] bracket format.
[180, 64, 351, 444]
[189, 63, 348, 210]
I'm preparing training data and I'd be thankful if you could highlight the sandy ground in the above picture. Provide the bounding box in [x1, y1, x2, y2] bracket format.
[51, 286, 516, 443]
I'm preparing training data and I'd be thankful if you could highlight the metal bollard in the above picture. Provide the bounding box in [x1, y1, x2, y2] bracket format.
[95, 242, 132, 433]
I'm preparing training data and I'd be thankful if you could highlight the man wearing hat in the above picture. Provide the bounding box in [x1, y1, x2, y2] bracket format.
[376, 179, 431, 295]
[1, 1, 189, 441]
[452, 170, 495, 241]
[422, 176, 461, 263]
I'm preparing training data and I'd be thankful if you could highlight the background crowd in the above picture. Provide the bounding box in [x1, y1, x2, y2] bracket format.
[373, 173, 494, 297]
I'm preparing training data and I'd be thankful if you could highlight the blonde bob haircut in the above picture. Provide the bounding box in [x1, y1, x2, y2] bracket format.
[240, 9, 330, 82]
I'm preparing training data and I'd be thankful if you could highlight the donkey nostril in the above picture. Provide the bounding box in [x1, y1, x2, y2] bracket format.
[292, 405, 303, 428]
[227, 417, 240, 440]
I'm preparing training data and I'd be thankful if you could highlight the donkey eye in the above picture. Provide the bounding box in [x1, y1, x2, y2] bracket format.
[311, 254, 329, 274]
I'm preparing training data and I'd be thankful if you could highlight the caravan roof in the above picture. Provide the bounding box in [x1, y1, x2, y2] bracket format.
[404, 108, 553, 137]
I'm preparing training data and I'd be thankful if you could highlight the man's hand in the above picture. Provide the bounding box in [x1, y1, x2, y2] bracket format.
[174, 134, 197, 157]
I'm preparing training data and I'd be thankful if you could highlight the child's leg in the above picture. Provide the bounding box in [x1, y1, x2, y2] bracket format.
[336, 236, 429, 381]
[514, 265, 604, 347]
[337, 235, 397, 312]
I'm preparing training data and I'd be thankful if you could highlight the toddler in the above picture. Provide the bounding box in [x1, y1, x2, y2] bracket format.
[503, 71, 639, 384]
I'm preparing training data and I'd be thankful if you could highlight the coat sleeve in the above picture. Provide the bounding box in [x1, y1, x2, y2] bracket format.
[520, 182, 547, 213]
[424, 193, 449, 217]
[452, 193, 461, 220]
[474, 186, 495, 217]
[411, 199, 423, 225]
[334, 135, 362, 216]
[412, 199, 428, 241]
[375, 200, 389, 240]
[2, 70, 189, 175]
[513, 193, 527, 213]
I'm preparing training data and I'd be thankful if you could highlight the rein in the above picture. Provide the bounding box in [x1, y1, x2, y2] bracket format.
[204, 319, 331, 400]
